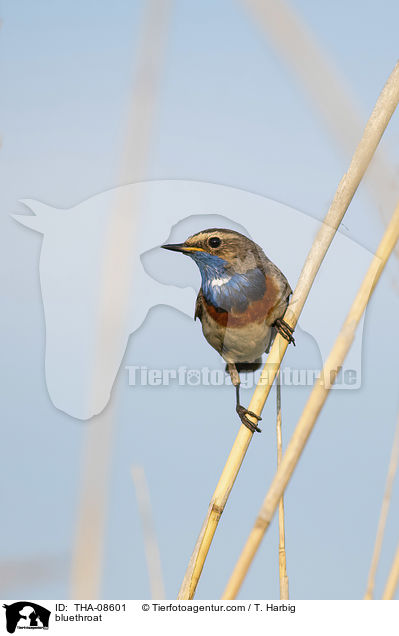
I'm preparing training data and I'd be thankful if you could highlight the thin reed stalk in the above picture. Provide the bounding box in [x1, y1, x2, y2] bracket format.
[382, 540, 399, 599]
[178, 61, 399, 600]
[365, 412, 399, 599]
[276, 370, 289, 599]
[131, 466, 165, 599]
[223, 199, 399, 599]
[70, 0, 173, 598]
[241, 0, 399, 252]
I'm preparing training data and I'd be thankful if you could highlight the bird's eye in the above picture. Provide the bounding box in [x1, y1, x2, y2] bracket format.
[208, 236, 221, 248]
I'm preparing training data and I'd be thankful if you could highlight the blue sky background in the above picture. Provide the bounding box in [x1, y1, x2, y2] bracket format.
[1, 0, 399, 600]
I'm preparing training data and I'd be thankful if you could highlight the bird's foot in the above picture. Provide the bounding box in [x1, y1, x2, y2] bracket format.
[275, 318, 296, 346]
[236, 404, 262, 433]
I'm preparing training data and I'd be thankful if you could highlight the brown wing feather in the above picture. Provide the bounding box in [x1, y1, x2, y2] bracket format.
[194, 290, 203, 321]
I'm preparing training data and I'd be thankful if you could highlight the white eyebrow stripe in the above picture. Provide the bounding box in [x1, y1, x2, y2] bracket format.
[211, 276, 231, 288]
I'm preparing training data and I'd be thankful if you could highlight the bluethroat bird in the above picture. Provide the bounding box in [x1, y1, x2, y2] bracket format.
[162, 228, 294, 433]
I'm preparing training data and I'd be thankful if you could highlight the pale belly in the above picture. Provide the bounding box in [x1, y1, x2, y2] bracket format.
[201, 313, 273, 364]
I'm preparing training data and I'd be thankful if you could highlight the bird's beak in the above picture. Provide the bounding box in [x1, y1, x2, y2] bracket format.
[161, 243, 186, 252]
[161, 243, 205, 253]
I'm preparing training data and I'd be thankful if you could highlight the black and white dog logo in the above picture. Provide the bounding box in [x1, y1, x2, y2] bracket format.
[2, 602, 50, 633]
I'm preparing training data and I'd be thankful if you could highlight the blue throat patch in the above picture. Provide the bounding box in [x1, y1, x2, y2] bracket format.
[189, 251, 266, 312]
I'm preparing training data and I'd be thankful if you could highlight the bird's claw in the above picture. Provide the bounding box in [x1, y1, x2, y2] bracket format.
[236, 405, 262, 433]
[275, 318, 296, 346]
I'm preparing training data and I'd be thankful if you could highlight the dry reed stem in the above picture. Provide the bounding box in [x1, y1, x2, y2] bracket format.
[70, 0, 172, 598]
[178, 61, 399, 601]
[382, 540, 399, 599]
[276, 370, 289, 599]
[223, 200, 399, 599]
[365, 412, 399, 599]
[242, 0, 399, 257]
[131, 466, 165, 599]
[70, 416, 114, 598]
